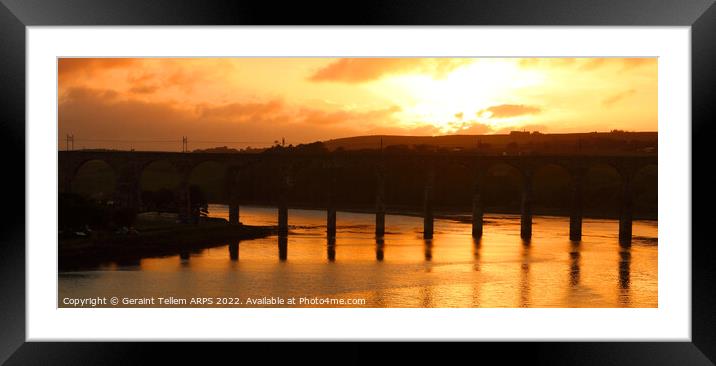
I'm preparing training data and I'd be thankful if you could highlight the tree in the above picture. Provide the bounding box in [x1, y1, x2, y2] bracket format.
[59, 193, 112, 231]
[141, 188, 176, 213]
[189, 185, 209, 223]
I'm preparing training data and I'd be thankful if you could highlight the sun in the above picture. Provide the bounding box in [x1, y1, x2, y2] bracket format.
[365, 59, 546, 133]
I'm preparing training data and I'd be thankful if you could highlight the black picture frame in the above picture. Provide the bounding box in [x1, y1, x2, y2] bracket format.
[1, 0, 714, 364]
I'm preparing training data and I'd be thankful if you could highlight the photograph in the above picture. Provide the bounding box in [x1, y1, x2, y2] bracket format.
[57, 57, 658, 308]
[2, 0, 713, 362]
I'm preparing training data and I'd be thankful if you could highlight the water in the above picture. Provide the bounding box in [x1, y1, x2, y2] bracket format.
[58, 204, 658, 308]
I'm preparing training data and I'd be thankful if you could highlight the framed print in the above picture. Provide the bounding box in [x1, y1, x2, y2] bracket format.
[1, 0, 715, 364]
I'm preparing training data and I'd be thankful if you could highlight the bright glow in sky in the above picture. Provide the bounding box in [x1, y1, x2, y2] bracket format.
[58, 57, 657, 149]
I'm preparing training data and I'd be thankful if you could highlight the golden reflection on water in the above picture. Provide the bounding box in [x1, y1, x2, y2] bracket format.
[58, 205, 658, 308]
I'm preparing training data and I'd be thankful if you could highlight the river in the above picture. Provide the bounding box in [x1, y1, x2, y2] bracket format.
[58, 204, 657, 308]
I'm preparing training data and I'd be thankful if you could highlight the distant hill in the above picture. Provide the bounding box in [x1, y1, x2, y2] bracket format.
[191, 146, 241, 154]
[323, 131, 658, 155]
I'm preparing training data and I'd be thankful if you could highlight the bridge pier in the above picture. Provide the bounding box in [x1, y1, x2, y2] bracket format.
[569, 173, 584, 241]
[520, 171, 533, 240]
[376, 199, 386, 238]
[326, 167, 337, 239]
[113, 163, 142, 220]
[278, 171, 289, 237]
[226, 167, 240, 225]
[177, 181, 192, 224]
[423, 163, 435, 239]
[59, 169, 73, 194]
[472, 178, 483, 238]
[229, 204, 240, 225]
[423, 184, 434, 239]
[327, 207, 337, 239]
[619, 178, 633, 246]
[375, 176, 386, 238]
[278, 203, 288, 237]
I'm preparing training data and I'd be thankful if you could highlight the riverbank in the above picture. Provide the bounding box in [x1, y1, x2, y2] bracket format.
[230, 202, 658, 222]
[59, 218, 274, 270]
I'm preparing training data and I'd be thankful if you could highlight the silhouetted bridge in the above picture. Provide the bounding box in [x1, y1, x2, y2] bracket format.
[59, 150, 657, 245]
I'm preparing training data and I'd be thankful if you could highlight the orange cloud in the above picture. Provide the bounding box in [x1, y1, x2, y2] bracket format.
[129, 85, 160, 94]
[59, 87, 120, 104]
[479, 104, 542, 118]
[365, 123, 442, 136]
[602, 89, 637, 107]
[454, 121, 493, 135]
[519, 58, 656, 71]
[579, 58, 607, 71]
[58, 58, 136, 82]
[309, 58, 471, 83]
[56, 57, 657, 149]
[622, 58, 654, 70]
[197, 100, 286, 122]
[298, 105, 401, 125]
[58, 86, 405, 150]
[519, 58, 576, 68]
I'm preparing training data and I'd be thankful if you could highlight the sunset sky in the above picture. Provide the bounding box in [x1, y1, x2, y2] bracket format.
[58, 57, 657, 151]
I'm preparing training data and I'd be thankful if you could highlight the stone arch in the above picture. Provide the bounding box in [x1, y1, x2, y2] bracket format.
[432, 159, 475, 210]
[481, 162, 524, 212]
[485, 160, 526, 180]
[187, 160, 228, 203]
[70, 158, 115, 179]
[69, 159, 117, 202]
[597, 159, 625, 182]
[330, 157, 376, 209]
[584, 162, 623, 218]
[631, 163, 657, 220]
[138, 160, 182, 213]
[139, 160, 182, 191]
[272, 158, 326, 207]
[531, 163, 573, 215]
[381, 156, 426, 209]
[232, 158, 270, 205]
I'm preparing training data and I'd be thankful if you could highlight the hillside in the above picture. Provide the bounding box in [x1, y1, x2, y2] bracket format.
[323, 131, 658, 155]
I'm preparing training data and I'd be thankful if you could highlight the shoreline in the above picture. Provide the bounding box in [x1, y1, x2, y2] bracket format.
[59, 221, 274, 271]
[214, 203, 658, 223]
